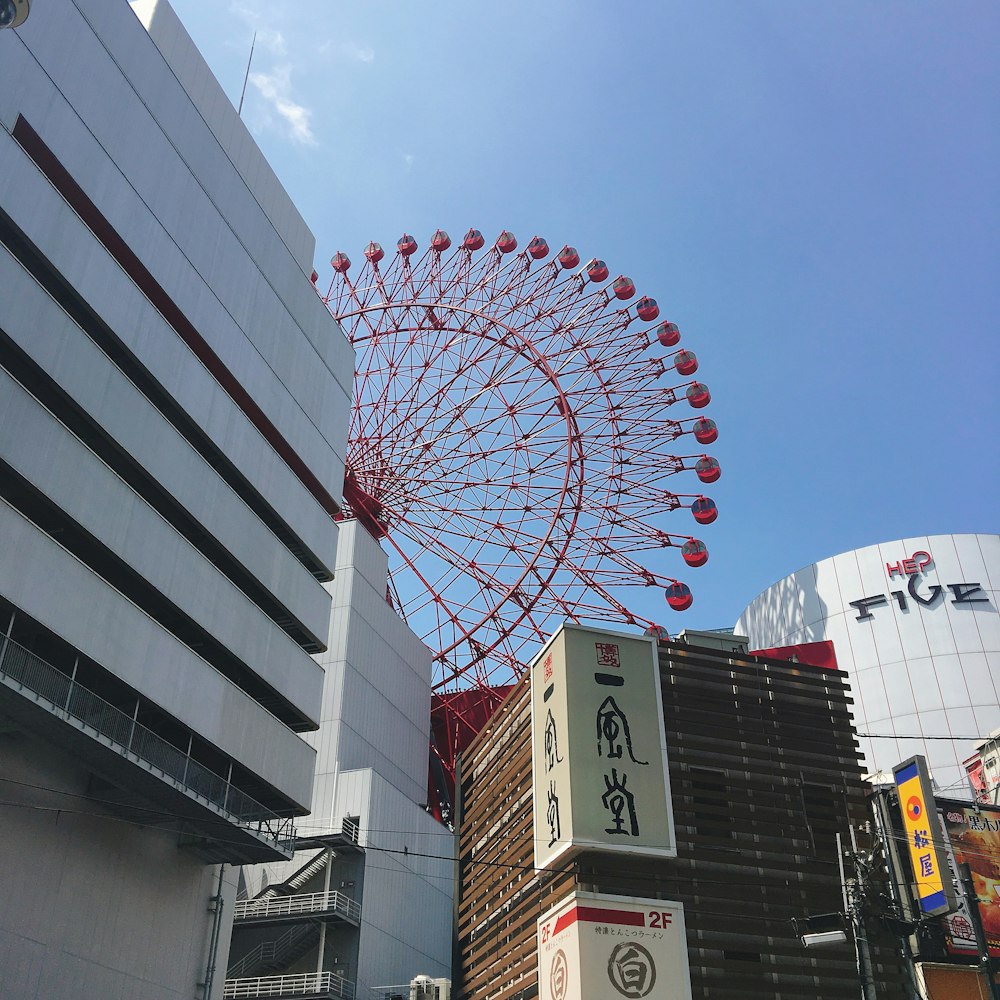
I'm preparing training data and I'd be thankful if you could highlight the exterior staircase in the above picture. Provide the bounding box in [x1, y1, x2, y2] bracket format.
[256, 848, 330, 902]
[226, 923, 317, 978]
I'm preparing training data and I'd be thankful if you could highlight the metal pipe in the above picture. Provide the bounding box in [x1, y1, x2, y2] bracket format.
[182, 732, 194, 785]
[316, 847, 334, 973]
[64, 655, 78, 715]
[0, 608, 15, 669]
[127, 696, 140, 752]
[201, 864, 226, 999]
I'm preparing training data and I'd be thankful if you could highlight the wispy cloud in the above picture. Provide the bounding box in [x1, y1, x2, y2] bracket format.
[318, 39, 375, 64]
[229, 1, 286, 54]
[345, 42, 375, 63]
[250, 67, 317, 146]
[228, 1, 317, 147]
[403, 153, 415, 170]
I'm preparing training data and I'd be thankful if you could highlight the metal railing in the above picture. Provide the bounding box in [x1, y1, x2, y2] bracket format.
[0, 635, 294, 846]
[226, 925, 313, 978]
[341, 816, 360, 843]
[235, 889, 361, 924]
[223, 972, 354, 998]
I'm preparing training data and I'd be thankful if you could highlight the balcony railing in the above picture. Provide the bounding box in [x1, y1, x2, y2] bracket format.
[0, 634, 294, 848]
[341, 816, 360, 844]
[235, 889, 361, 924]
[224, 972, 354, 998]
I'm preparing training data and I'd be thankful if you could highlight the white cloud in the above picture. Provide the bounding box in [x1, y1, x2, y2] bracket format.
[250, 67, 317, 146]
[403, 153, 415, 170]
[229, 2, 286, 55]
[256, 29, 287, 57]
[346, 43, 375, 63]
[318, 39, 375, 64]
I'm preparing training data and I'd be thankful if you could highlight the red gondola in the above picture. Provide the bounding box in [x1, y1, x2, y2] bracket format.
[636, 296, 659, 321]
[691, 496, 718, 524]
[558, 245, 581, 269]
[686, 382, 711, 408]
[695, 456, 721, 483]
[681, 538, 709, 568]
[527, 236, 550, 260]
[665, 581, 693, 611]
[397, 234, 418, 256]
[431, 229, 452, 252]
[586, 258, 609, 283]
[674, 350, 698, 376]
[364, 241, 385, 264]
[330, 251, 351, 273]
[463, 229, 485, 251]
[692, 416, 717, 444]
[656, 321, 680, 347]
[496, 231, 517, 253]
[612, 275, 636, 300]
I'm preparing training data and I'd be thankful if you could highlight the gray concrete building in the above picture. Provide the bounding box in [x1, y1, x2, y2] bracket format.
[0, 1, 353, 997]
[232, 522, 455, 996]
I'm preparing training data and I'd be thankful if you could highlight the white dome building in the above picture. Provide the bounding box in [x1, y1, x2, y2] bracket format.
[736, 534, 999, 795]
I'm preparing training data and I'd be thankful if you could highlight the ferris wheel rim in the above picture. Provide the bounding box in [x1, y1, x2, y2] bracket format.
[325, 228, 718, 693]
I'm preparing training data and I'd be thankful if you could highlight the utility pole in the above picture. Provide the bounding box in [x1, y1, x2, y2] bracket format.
[839, 828, 878, 1000]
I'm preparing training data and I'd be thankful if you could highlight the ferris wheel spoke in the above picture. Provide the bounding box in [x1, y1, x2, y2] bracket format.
[325, 229, 716, 698]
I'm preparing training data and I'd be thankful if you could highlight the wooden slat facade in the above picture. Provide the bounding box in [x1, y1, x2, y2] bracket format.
[454, 639, 908, 999]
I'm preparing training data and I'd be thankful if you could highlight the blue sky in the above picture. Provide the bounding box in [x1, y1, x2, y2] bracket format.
[167, 0, 999, 633]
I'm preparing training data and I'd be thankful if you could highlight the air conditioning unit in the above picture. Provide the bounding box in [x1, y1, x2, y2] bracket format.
[410, 975, 451, 1000]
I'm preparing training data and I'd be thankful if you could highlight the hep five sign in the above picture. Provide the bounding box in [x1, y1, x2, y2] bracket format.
[849, 549, 991, 621]
[537, 892, 692, 1000]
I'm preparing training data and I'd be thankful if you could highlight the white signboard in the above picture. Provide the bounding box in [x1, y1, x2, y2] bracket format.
[537, 891, 693, 1000]
[531, 624, 675, 870]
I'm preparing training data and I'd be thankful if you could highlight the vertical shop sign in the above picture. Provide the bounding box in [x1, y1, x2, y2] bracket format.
[531, 624, 675, 870]
[893, 755, 956, 917]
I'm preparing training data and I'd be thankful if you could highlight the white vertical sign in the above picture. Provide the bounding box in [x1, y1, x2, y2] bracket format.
[537, 891, 693, 1000]
[531, 623, 675, 870]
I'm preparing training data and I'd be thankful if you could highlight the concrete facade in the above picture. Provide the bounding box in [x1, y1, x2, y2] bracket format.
[736, 534, 1000, 795]
[455, 636, 909, 999]
[236, 523, 454, 996]
[0, 1, 351, 997]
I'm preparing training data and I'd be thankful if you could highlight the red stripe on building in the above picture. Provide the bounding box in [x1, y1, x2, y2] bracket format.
[12, 116, 341, 520]
[552, 905, 647, 936]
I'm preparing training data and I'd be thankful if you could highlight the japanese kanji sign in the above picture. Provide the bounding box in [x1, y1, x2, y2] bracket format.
[537, 891, 693, 1000]
[531, 624, 675, 870]
[893, 754, 955, 917]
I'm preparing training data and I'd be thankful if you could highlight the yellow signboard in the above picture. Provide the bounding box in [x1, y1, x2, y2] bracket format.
[531, 624, 675, 870]
[892, 754, 955, 917]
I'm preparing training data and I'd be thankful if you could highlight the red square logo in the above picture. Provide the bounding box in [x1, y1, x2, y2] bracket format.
[595, 643, 620, 668]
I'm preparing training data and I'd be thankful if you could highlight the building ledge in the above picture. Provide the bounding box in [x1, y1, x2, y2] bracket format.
[0, 635, 293, 862]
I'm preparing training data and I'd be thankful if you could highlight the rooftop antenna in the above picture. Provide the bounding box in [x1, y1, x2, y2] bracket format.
[237, 32, 256, 117]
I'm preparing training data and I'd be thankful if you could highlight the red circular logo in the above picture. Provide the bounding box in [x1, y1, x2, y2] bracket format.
[906, 796, 923, 822]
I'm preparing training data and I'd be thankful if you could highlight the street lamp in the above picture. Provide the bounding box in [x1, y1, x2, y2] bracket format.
[792, 912, 849, 949]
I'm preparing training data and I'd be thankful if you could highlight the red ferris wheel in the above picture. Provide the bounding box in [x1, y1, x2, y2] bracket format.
[323, 228, 720, 697]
